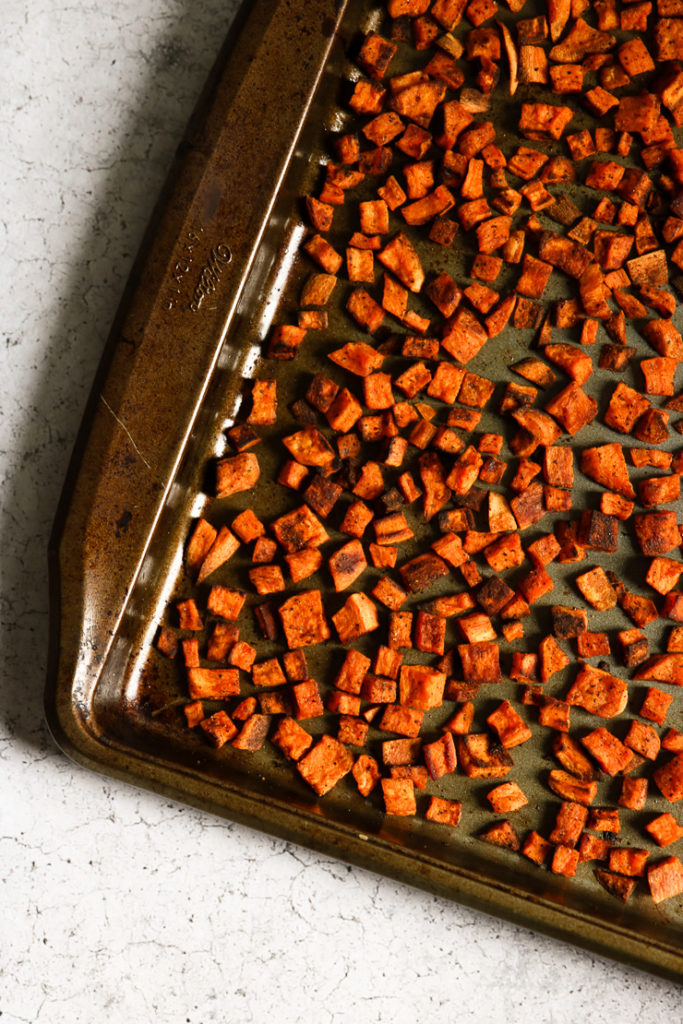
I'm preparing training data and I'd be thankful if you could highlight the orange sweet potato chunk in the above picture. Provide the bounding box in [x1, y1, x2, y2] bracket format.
[279, 590, 331, 649]
[297, 735, 354, 795]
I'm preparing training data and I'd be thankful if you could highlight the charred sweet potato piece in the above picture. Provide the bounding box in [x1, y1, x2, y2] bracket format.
[595, 869, 637, 903]
[457, 733, 514, 778]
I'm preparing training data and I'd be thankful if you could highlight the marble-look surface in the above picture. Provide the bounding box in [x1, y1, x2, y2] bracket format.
[1, 1, 680, 1020]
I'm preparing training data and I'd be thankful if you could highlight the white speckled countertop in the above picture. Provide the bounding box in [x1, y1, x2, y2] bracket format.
[2, 1, 681, 1019]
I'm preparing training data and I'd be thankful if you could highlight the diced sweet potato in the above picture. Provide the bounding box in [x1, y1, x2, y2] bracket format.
[479, 820, 521, 850]
[595, 869, 637, 903]
[582, 727, 634, 775]
[297, 735, 354, 796]
[187, 668, 240, 701]
[653, 753, 683, 802]
[457, 733, 514, 778]
[522, 831, 552, 865]
[279, 590, 330, 649]
[549, 801, 588, 847]
[425, 796, 463, 826]
[648, 856, 683, 904]
[487, 701, 532, 748]
[398, 664, 446, 710]
[199, 711, 237, 748]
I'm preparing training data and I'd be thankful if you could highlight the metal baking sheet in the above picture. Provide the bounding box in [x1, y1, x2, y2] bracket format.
[46, 0, 683, 981]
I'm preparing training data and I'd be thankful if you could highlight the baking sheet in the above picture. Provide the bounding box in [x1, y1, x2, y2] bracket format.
[46, 0, 683, 980]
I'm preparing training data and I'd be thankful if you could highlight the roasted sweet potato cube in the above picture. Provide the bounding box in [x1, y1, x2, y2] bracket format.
[328, 540, 367, 592]
[539, 635, 569, 683]
[299, 309, 327, 329]
[336, 716, 368, 746]
[646, 813, 683, 848]
[575, 566, 617, 610]
[552, 733, 595, 783]
[548, 768, 597, 805]
[272, 505, 329, 553]
[182, 639, 200, 670]
[297, 735, 354, 796]
[646, 556, 683, 596]
[216, 452, 260, 498]
[458, 641, 501, 684]
[624, 720, 661, 762]
[398, 664, 446, 710]
[640, 687, 674, 725]
[566, 664, 628, 719]
[518, 566, 554, 604]
[573, 634, 610, 659]
[199, 710, 237, 748]
[552, 605, 587, 639]
[648, 856, 683, 904]
[381, 777, 417, 816]
[271, 717, 312, 763]
[521, 831, 552, 865]
[479, 820, 520, 850]
[379, 704, 423, 738]
[580, 443, 635, 500]
[399, 552, 450, 593]
[475, 214, 512, 254]
[653, 753, 683, 803]
[249, 564, 285, 596]
[549, 846, 579, 877]
[444, 700, 475, 737]
[188, 668, 240, 701]
[457, 732, 513, 779]
[285, 547, 323, 584]
[424, 796, 462, 826]
[582, 727, 634, 775]
[487, 782, 528, 814]
[578, 510, 618, 553]
[206, 586, 245, 623]
[414, 611, 446, 655]
[351, 754, 381, 797]
[332, 593, 379, 643]
[183, 700, 205, 728]
[487, 701, 532, 748]
[279, 590, 330, 649]
[345, 246, 374, 283]
[641, 356, 678, 397]
[549, 801, 588, 848]
[378, 232, 425, 292]
[423, 732, 457, 780]
[232, 714, 271, 752]
[638, 473, 681, 509]
[185, 517, 218, 576]
[608, 848, 650, 880]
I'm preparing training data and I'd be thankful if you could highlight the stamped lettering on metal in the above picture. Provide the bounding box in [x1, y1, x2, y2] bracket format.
[164, 227, 205, 311]
[189, 242, 233, 313]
